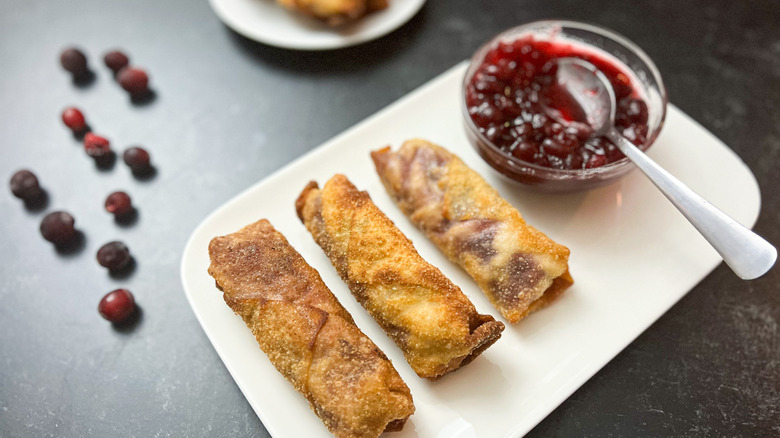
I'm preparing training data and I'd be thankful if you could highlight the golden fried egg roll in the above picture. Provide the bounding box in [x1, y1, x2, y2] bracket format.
[371, 139, 573, 324]
[276, 0, 388, 26]
[295, 175, 505, 380]
[208, 219, 414, 438]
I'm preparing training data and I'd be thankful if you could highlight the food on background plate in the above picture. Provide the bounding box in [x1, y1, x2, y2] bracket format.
[372, 139, 572, 323]
[296, 175, 505, 380]
[208, 219, 414, 438]
[276, 0, 388, 26]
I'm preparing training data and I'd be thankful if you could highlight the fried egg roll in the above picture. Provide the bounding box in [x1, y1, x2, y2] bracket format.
[208, 219, 414, 438]
[276, 0, 388, 27]
[295, 175, 505, 380]
[371, 139, 573, 324]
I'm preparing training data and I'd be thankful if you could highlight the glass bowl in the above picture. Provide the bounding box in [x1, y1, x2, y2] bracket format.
[462, 20, 668, 192]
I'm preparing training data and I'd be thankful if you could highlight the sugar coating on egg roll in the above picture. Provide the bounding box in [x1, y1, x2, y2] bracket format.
[371, 139, 573, 324]
[208, 219, 414, 438]
[295, 175, 505, 380]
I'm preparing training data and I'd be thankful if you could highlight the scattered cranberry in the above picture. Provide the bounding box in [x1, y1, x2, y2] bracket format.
[103, 50, 129, 74]
[98, 289, 136, 323]
[60, 48, 89, 77]
[97, 241, 132, 271]
[465, 35, 650, 170]
[10, 170, 43, 201]
[84, 132, 112, 158]
[61, 107, 87, 133]
[40, 211, 76, 245]
[122, 147, 151, 171]
[117, 67, 149, 96]
[105, 191, 133, 217]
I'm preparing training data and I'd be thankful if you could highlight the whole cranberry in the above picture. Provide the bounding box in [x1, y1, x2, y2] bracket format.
[40, 211, 76, 245]
[105, 191, 133, 217]
[103, 50, 129, 74]
[60, 47, 89, 77]
[84, 133, 112, 158]
[10, 170, 43, 201]
[96, 241, 132, 271]
[122, 147, 151, 171]
[117, 67, 149, 96]
[98, 289, 136, 323]
[61, 107, 87, 133]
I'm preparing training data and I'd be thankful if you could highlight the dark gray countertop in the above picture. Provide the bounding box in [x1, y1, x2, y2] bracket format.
[1, 1, 778, 436]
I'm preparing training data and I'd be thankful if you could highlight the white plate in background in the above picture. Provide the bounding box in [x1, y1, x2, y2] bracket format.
[181, 62, 761, 437]
[208, 0, 426, 50]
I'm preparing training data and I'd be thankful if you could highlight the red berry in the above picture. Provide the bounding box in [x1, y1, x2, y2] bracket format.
[60, 48, 89, 77]
[122, 147, 151, 171]
[98, 289, 136, 323]
[10, 170, 42, 200]
[103, 50, 129, 74]
[96, 241, 132, 271]
[40, 211, 76, 244]
[61, 107, 87, 132]
[84, 133, 111, 158]
[105, 191, 133, 216]
[586, 154, 607, 169]
[117, 67, 149, 96]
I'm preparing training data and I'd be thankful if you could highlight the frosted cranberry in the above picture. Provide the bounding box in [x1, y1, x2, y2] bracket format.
[60, 48, 89, 77]
[122, 147, 151, 171]
[103, 50, 129, 74]
[98, 289, 136, 323]
[40, 211, 75, 244]
[84, 133, 111, 158]
[565, 152, 584, 169]
[510, 140, 539, 162]
[469, 102, 502, 127]
[10, 170, 42, 200]
[510, 122, 533, 140]
[105, 191, 133, 216]
[97, 241, 132, 271]
[541, 138, 571, 159]
[586, 154, 607, 169]
[117, 67, 149, 96]
[61, 107, 87, 132]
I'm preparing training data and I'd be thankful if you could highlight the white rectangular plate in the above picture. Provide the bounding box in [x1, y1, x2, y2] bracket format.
[181, 62, 761, 438]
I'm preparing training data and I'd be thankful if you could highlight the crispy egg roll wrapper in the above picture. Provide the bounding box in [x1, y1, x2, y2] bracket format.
[371, 139, 573, 324]
[276, 0, 388, 27]
[295, 175, 505, 380]
[208, 219, 414, 438]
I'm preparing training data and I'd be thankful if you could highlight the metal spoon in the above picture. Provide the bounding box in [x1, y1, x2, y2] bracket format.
[555, 57, 776, 280]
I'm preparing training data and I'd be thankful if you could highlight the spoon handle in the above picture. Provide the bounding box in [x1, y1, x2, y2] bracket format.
[606, 129, 776, 280]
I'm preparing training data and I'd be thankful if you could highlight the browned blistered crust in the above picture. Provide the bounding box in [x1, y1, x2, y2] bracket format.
[295, 175, 505, 380]
[208, 219, 414, 438]
[371, 139, 574, 324]
[276, 0, 388, 27]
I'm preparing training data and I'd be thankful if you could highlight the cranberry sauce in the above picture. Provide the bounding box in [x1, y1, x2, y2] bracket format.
[465, 35, 650, 170]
